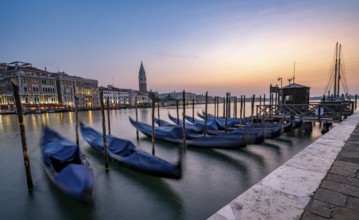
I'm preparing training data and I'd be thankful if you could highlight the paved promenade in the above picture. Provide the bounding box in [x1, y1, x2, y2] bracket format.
[300, 122, 359, 219]
[209, 111, 359, 220]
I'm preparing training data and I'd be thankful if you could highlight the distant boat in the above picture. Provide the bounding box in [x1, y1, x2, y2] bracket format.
[322, 42, 351, 102]
[80, 123, 182, 179]
[40, 126, 95, 202]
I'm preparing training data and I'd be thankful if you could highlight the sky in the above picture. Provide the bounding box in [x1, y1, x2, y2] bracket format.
[1, 0, 359, 97]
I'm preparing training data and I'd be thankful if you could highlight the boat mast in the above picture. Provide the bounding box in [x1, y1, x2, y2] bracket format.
[337, 44, 341, 97]
[293, 60, 295, 83]
[333, 42, 338, 97]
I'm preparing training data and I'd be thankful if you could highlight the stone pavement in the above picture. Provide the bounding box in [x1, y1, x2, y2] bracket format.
[300, 123, 359, 220]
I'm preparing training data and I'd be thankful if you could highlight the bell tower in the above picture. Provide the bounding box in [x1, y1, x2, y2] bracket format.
[138, 61, 147, 92]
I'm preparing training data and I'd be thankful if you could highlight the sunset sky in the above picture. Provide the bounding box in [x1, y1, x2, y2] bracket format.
[1, 0, 358, 97]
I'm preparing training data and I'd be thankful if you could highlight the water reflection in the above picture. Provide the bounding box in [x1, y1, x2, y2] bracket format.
[0, 105, 323, 220]
[190, 148, 249, 174]
[232, 147, 266, 166]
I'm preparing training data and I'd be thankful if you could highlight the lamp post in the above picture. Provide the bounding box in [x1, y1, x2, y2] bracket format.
[278, 77, 282, 88]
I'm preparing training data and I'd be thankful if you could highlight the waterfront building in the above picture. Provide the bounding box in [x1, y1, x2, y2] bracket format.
[102, 85, 151, 108]
[158, 91, 197, 103]
[55, 72, 99, 109]
[0, 61, 100, 111]
[0, 61, 59, 111]
[138, 61, 147, 93]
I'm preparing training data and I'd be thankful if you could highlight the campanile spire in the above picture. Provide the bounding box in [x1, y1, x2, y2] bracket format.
[138, 61, 147, 92]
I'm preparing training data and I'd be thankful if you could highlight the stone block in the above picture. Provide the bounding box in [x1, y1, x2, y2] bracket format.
[323, 125, 355, 140]
[305, 199, 332, 218]
[312, 138, 345, 149]
[347, 196, 359, 211]
[302, 143, 342, 161]
[284, 152, 334, 173]
[313, 188, 347, 206]
[325, 173, 359, 188]
[329, 165, 357, 178]
[321, 180, 359, 197]
[334, 160, 359, 170]
[300, 211, 328, 220]
[331, 207, 359, 220]
[260, 165, 324, 197]
[208, 184, 311, 220]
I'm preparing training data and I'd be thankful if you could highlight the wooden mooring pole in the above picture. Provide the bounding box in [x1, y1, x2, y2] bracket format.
[228, 93, 231, 118]
[263, 94, 266, 105]
[157, 99, 160, 126]
[176, 100, 179, 124]
[74, 96, 79, 146]
[182, 90, 186, 146]
[240, 95, 243, 126]
[243, 95, 246, 118]
[225, 92, 229, 133]
[135, 96, 139, 140]
[192, 99, 195, 123]
[270, 93, 274, 120]
[73, 80, 79, 146]
[12, 82, 33, 191]
[234, 96, 238, 118]
[204, 92, 208, 137]
[151, 96, 156, 155]
[216, 97, 219, 118]
[214, 96, 217, 118]
[355, 94, 358, 110]
[100, 89, 109, 171]
[251, 95, 255, 123]
[223, 96, 225, 118]
[107, 97, 111, 135]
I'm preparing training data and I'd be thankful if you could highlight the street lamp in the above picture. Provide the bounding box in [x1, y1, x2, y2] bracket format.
[278, 77, 282, 88]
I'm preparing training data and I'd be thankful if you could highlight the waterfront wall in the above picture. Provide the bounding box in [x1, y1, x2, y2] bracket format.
[209, 110, 359, 220]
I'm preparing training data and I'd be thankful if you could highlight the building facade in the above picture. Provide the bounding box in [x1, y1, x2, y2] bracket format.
[55, 72, 99, 108]
[0, 61, 99, 112]
[102, 85, 151, 108]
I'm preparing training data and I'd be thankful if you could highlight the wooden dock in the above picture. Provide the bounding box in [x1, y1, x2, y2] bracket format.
[255, 101, 355, 123]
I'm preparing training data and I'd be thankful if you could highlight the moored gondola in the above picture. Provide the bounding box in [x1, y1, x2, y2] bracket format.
[40, 126, 95, 202]
[80, 123, 182, 179]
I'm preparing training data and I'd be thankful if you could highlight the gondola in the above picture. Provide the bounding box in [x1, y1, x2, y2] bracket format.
[40, 126, 95, 202]
[293, 117, 303, 129]
[156, 116, 264, 144]
[197, 112, 252, 127]
[80, 123, 182, 179]
[171, 113, 269, 142]
[129, 117, 251, 148]
[168, 113, 219, 134]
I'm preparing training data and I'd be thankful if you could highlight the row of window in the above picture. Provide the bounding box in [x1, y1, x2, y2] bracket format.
[26, 86, 55, 94]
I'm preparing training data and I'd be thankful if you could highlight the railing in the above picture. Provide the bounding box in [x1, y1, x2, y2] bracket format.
[256, 101, 354, 122]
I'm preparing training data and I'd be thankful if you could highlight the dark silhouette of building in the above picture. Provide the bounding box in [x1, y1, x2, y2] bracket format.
[138, 61, 147, 92]
[279, 83, 310, 105]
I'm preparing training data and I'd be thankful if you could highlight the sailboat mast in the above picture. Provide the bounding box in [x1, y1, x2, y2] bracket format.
[333, 42, 338, 97]
[293, 60, 295, 83]
[337, 44, 341, 97]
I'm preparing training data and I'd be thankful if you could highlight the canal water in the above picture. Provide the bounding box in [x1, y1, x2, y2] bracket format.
[0, 104, 322, 220]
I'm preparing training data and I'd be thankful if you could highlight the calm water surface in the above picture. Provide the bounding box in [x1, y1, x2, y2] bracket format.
[0, 104, 323, 220]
